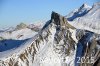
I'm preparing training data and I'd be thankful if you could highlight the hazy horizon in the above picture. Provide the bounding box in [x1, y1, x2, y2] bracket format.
[0, 0, 99, 28]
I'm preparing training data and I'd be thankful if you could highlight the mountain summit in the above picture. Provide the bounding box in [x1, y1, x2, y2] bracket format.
[51, 11, 75, 29]
[67, 3, 91, 21]
[79, 3, 91, 10]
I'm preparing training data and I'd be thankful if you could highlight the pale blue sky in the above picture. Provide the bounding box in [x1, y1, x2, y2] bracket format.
[0, 0, 99, 28]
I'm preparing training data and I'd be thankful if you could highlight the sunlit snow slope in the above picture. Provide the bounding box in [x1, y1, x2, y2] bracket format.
[67, 2, 100, 34]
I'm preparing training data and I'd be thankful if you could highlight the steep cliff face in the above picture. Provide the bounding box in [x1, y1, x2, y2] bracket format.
[75, 30, 100, 66]
[0, 12, 100, 66]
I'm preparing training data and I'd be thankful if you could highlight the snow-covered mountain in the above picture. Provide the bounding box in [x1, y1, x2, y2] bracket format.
[0, 11, 100, 66]
[67, 2, 100, 34]
[66, 3, 91, 21]
[0, 28, 37, 40]
[0, 22, 43, 52]
[0, 2, 100, 66]
[0, 22, 45, 40]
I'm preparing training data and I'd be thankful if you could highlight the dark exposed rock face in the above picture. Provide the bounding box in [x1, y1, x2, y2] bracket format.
[51, 12, 100, 66]
[51, 12, 76, 56]
[51, 11, 75, 29]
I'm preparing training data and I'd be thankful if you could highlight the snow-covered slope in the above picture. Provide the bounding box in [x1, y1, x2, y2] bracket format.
[68, 2, 100, 34]
[0, 28, 37, 40]
[0, 12, 100, 66]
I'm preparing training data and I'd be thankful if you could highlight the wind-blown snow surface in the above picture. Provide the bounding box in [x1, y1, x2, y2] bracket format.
[67, 2, 100, 34]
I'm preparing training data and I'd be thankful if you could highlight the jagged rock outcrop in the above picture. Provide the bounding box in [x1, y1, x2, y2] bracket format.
[0, 12, 100, 66]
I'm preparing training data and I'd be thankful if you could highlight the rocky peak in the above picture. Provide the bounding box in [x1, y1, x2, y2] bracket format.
[51, 11, 75, 29]
[79, 3, 91, 10]
[80, 3, 91, 9]
[51, 11, 65, 26]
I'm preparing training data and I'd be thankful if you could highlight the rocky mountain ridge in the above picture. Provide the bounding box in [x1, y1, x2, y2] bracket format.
[0, 11, 100, 66]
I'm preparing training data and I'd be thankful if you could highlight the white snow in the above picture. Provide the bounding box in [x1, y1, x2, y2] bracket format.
[69, 28, 78, 43]
[0, 28, 37, 40]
